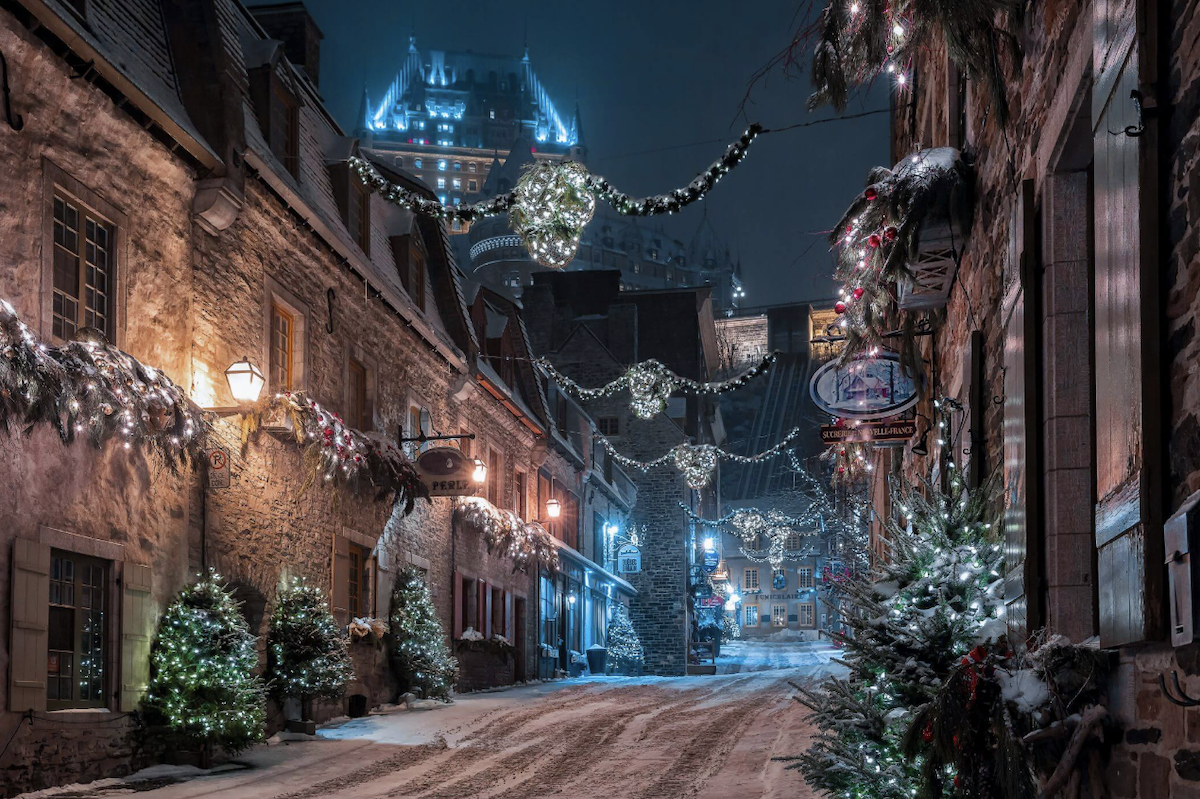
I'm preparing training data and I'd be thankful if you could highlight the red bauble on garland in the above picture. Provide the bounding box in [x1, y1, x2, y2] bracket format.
[867, 234, 882, 248]
[852, 287, 865, 300]
[834, 301, 847, 314]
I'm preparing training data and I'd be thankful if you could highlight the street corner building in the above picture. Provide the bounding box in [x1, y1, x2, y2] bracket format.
[0, 1, 635, 794]
[841, 0, 1200, 795]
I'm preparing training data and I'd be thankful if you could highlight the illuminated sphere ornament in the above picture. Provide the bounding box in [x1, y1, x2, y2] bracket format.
[626, 361, 675, 419]
[672, 444, 719, 490]
[509, 161, 596, 269]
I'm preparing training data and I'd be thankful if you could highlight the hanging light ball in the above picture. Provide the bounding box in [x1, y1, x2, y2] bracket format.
[672, 444, 718, 490]
[509, 162, 596, 269]
[834, 302, 847, 315]
[626, 361, 674, 420]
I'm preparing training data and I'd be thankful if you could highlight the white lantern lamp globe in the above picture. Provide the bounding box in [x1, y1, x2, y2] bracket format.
[224, 357, 265, 405]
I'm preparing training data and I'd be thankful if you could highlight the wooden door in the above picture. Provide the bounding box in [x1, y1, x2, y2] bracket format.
[1091, 0, 1164, 646]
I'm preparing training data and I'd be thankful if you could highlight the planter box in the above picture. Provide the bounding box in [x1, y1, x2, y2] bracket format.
[897, 220, 965, 311]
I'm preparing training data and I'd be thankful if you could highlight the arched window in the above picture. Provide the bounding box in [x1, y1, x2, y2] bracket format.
[414, 159, 423, 169]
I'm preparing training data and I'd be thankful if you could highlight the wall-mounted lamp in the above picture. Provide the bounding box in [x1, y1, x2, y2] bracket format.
[604, 522, 619, 538]
[472, 458, 488, 484]
[545, 498, 562, 519]
[703, 536, 715, 552]
[205, 357, 265, 416]
[567, 592, 576, 606]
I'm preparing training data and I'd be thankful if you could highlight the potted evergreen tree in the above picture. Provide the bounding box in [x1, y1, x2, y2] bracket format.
[389, 566, 458, 701]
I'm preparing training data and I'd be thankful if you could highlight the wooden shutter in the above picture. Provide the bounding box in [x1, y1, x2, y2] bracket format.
[331, 535, 351, 627]
[1003, 180, 1042, 645]
[10, 538, 50, 711]
[452, 571, 463, 639]
[120, 563, 153, 712]
[1092, 0, 1165, 646]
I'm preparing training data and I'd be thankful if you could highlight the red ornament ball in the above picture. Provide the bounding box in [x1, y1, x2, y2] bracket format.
[884, 226, 899, 241]
[852, 287, 865, 300]
[867, 234, 882, 249]
[834, 301, 847, 314]
[864, 187, 878, 201]
[838, 466, 846, 475]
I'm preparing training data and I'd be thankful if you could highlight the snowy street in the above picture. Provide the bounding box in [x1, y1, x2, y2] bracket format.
[716, 639, 839, 674]
[28, 645, 838, 799]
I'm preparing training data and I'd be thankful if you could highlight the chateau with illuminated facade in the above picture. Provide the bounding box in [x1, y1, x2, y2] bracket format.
[358, 39, 743, 311]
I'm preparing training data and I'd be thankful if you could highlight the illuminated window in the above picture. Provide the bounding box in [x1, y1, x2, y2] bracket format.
[270, 303, 294, 392]
[346, 542, 372, 618]
[437, 177, 446, 189]
[798, 603, 815, 627]
[452, 178, 462, 189]
[798, 567, 814, 589]
[744, 606, 759, 626]
[743, 568, 759, 591]
[468, 162, 478, 173]
[453, 162, 462, 171]
[414, 159, 423, 169]
[52, 193, 115, 341]
[771, 604, 787, 627]
[437, 160, 447, 171]
[47, 550, 108, 709]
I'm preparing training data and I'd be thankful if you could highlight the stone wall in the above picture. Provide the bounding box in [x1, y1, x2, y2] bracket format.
[890, 0, 1200, 795]
[714, 314, 768, 373]
[0, 11, 198, 794]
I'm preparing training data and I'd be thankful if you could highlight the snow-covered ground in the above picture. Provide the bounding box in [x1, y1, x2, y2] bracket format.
[716, 639, 839, 674]
[19, 651, 841, 799]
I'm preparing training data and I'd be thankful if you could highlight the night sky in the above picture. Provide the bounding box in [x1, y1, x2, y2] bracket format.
[260, 1, 890, 306]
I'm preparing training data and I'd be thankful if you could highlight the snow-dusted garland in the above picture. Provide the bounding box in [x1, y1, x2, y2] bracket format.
[348, 125, 762, 268]
[831, 147, 973, 363]
[536, 353, 778, 420]
[600, 426, 802, 490]
[454, 497, 561, 573]
[244, 391, 428, 514]
[808, 0, 1019, 121]
[680, 503, 822, 536]
[0, 298, 208, 467]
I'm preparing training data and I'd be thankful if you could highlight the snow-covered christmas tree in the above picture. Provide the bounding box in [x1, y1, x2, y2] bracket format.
[789, 464, 1006, 799]
[142, 572, 266, 754]
[267, 578, 355, 712]
[389, 566, 457, 701]
[606, 602, 644, 672]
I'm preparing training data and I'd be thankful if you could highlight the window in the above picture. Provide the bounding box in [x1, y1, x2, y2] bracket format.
[270, 303, 295, 392]
[468, 180, 478, 192]
[744, 605, 759, 626]
[798, 567, 814, 589]
[798, 603, 815, 627]
[437, 160, 447, 171]
[785, 533, 803, 551]
[488, 447, 502, 506]
[468, 162, 478, 173]
[52, 193, 115, 341]
[771, 604, 787, 628]
[271, 83, 300, 177]
[437, 177, 446, 189]
[347, 358, 369, 430]
[514, 470, 528, 518]
[491, 586, 506, 636]
[414, 158, 423, 169]
[743, 568, 759, 591]
[597, 417, 620, 437]
[460, 575, 479, 634]
[489, 109, 496, 119]
[347, 542, 372, 618]
[453, 162, 462, 171]
[48, 550, 108, 709]
[452, 178, 462, 190]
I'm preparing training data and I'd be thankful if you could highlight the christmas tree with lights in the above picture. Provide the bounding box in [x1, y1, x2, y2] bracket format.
[606, 602, 644, 672]
[267, 578, 355, 714]
[787, 464, 1006, 799]
[142, 572, 266, 754]
[388, 566, 457, 701]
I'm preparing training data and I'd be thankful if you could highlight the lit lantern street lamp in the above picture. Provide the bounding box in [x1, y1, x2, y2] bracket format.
[224, 357, 265, 405]
[545, 498, 562, 519]
[472, 458, 488, 484]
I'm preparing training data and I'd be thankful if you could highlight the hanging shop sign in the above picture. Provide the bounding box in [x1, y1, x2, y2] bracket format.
[698, 596, 725, 608]
[809, 351, 919, 420]
[820, 419, 917, 446]
[702, 549, 721, 574]
[415, 446, 476, 497]
[617, 543, 642, 574]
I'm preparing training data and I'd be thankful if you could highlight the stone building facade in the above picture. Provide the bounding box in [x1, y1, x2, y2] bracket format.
[523, 270, 723, 674]
[0, 1, 633, 795]
[862, 0, 1200, 794]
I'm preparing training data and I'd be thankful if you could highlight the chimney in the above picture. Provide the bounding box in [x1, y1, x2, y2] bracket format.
[249, 2, 324, 87]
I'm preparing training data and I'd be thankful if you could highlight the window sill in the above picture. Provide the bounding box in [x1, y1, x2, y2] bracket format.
[43, 708, 115, 718]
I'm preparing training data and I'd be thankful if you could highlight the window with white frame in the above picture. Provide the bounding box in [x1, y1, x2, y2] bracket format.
[744, 605, 759, 626]
[798, 603, 815, 627]
[743, 567, 759, 591]
[798, 567, 814, 589]
[771, 603, 787, 627]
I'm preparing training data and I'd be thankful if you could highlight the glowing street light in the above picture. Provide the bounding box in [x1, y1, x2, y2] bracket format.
[224, 357, 265, 405]
[545, 498, 562, 519]
[472, 458, 488, 484]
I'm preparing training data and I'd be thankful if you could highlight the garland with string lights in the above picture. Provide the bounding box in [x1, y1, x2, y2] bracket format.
[600, 427, 802, 489]
[142, 572, 266, 753]
[679, 503, 822, 533]
[389, 565, 458, 701]
[454, 497, 561, 573]
[808, 0, 1020, 122]
[830, 147, 973, 364]
[0, 298, 208, 466]
[267, 578, 355, 710]
[241, 391, 429, 514]
[349, 125, 761, 268]
[536, 353, 778, 420]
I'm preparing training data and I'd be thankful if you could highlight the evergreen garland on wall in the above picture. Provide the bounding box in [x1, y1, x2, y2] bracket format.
[142, 573, 266, 754]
